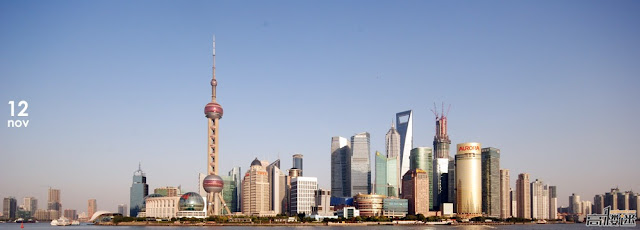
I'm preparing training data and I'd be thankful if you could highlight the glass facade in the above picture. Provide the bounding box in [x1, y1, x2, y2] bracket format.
[292, 154, 303, 176]
[331, 136, 351, 198]
[178, 192, 205, 211]
[221, 175, 238, 213]
[481, 147, 500, 217]
[129, 166, 148, 217]
[375, 152, 399, 197]
[396, 110, 413, 182]
[382, 198, 408, 217]
[350, 132, 371, 196]
[410, 147, 433, 210]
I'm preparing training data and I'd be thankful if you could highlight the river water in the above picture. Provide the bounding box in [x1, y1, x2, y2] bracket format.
[0, 223, 638, 230]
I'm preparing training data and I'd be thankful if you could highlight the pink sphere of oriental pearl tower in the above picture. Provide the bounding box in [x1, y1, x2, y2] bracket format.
[203, 35, 227, 216]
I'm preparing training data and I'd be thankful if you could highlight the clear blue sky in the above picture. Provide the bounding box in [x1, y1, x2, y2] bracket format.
[1, 1, 639, 214]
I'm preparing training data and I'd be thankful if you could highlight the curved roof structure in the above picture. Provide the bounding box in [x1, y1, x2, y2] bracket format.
[89, 211, 121, 222]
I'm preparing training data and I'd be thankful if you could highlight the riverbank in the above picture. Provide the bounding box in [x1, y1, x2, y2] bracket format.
[100, 221, 574, 227]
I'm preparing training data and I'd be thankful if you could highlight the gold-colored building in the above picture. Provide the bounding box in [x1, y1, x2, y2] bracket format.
[455, 142, 482, 218]
[354, 194, 386, 217]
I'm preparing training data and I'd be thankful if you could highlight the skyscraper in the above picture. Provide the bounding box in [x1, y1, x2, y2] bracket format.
[228, 167, 242, 212]
[129, 164, 148, 217]
[331, 136, 351, 198]
[569, 193, 581, 214]
[220, 175, 238, 214]
[23, 197, 37, 216]
[481, 147, 500, 218]
[409, 147, 433, 210]
[48, 187, 61, 212]
[374, 151, 398, 197]
[118, 204, 128, 217]
[292, 154, 303, 176]
[87, 199, 97, 219]
[594, 194, 604, 214]
[432, 105, 451, 211]
[549, 186, 558, 219]
[530, 179, 546, 219]
[604, 188, 618, 210]
[386, 121, 401, 195]
[401, 169, 429, 215]
[350, 132, 371, 196]
[617, 191, 630, 210]
[2, 197, 17, 219]
[516, 173, 530, 219]
[267, 159, 287, 214]
[204, 36, 224, 216]
[455, 142, 482, 218]
[290, 177, 318, 215]
[396, 110, 413, 182]
[241, 158, 270, 216]
[500, 169, 510, 219]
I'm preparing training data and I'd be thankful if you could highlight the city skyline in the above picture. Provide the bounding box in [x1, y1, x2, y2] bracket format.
[1, 1, 639, 213]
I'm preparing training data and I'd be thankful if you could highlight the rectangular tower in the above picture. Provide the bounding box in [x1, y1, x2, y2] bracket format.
[410, 147, 433, 210]
[500, 169, 510, 219]
[516, 173, 530, 219]
[549, 186, 558, 219]
[331, 136, 351, 197]
[290, 177, 318, 215]
[481, 147, 500, 218]
[350, 132, 371, 196]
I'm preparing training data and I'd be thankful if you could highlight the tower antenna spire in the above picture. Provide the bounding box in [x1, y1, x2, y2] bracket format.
[211, 35, 217, 102]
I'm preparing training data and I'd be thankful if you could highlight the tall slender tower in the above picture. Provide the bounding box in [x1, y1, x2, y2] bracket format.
[432, 104, 451, 210]
[396, 110, 413, 182]
[204, 36, 224, 216]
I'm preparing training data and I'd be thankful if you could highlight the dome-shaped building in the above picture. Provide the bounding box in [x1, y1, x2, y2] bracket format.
[178, 192, 205, 211]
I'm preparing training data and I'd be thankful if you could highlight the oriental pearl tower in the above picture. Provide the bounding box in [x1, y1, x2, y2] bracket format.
[204, 36, 224, 216]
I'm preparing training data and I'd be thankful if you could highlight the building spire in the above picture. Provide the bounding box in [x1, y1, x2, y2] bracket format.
[211, 35, 217, 102]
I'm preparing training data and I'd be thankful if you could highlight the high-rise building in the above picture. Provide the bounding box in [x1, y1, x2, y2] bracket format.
[87, 199, 97, 219]
[63, 209, 77, 220]
[516, 173, 530, 219]
[593, 194, 604, 214]
[432, 106, 451, 211]
[510, 188, 517, 218]
[350, 132, 371, 195]
[396, 110, 413, 181]
[604, 188, 618, 210]
[241, 158, 270, 216]
[618, 191, 630, 210]
[267, 159, 287, 214]
[3, 197, 17, 219]
[447, 157, 455, 205]
[154, 187, 181, 197]
[228, 167, 242, 212]
[549, 186, 557, 219]
[48, 187, 61, 212]
[292, 154, 303, 176]
[631, 193, 639, 217]
[581, 201, 592, 215]
[313, 189, 333, 216]
[129, 164, 148, 217]
[386, 121, 401, 195]
[409, 147, 433, 210]
[530, 179, 547, 219]
[481, 147, 500, 218]
[401, 169, 428, 215]
[569, 193, 581, 214]
[23, 197, 37, 216]
[220, 175, 238, 214]
[331, 136, 351, 198]
[374, 151, 398, 197]
[118, 204, 128, 217]
[499, 169, 510, 219]
[203, 36, 224, 216]
[290, 177, 318, 215]
[455, 142, 482, 218]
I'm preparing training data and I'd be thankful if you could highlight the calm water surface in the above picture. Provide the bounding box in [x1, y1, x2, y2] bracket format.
[1, 223, 638, 230]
